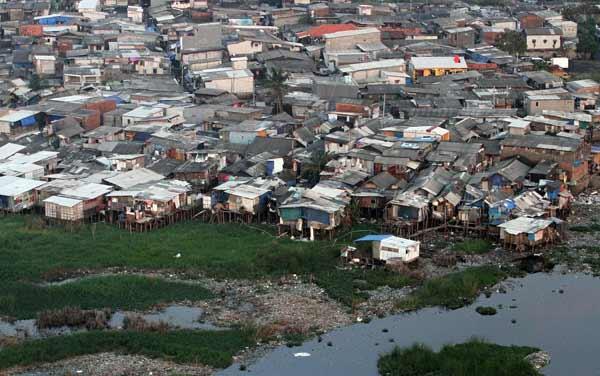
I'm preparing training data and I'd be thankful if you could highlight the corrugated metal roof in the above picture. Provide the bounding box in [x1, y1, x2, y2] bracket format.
[104, 168, 164, 189]
[44, 195, 82, 207]
[498, 216, 553, 235]
[323, 27, 379, 39]
[355, 234, 393, 242]
[298, 24, 359, 38]
[339, 58, 405, 73]
[60, 183, 113, 200]
[0, 176, 45, 196]
[0, 143, 26, 160]
[0, 110, 38, 123]
[410, 56, 467, 70]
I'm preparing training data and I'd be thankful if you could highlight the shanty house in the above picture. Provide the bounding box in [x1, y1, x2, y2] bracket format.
[386, 192, 429, 223]
[500, 134, 589, 192]
[58, 183, 113, 217]
[9, 151, 60, 173]
[108, 154, 146, 172]
[352, 171, 401, 218]
[122, 107, 165, 126]
[0, 176, 45, 212]
[223, 184, 270, 215]
[212, 178, 282, 216]
[0, 110, 42, 139]
[279, 184, 350, 240]
[0, 162, 45, 179]
[106, 180, 193, 221]
[44, 196, 85, 221]
[483, 190, 515, 226]
[103, 168, 164, 190]
[498, 216, 564, 251]
[487, 158, 531, 192]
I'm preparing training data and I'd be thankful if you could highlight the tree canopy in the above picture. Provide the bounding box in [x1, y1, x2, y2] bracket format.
[264, 67, 289, 114]
[563, 3, 600, 23]
[495, 31, 527, 56]
[577, 17, 600, 58]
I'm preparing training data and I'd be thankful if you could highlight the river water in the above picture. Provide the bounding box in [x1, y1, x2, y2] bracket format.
[220, 272, 600, 376]
[0, 305, 217, 338]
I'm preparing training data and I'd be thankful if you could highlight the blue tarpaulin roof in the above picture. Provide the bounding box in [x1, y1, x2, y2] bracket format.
[355, 234, 393, 242]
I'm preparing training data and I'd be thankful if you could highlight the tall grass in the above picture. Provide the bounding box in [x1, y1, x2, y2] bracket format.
[315, 269, 414, 306]
[396, 266, 507, 310]
[0, 329, 256, 370]
[0, 217, 418, 314]
[0, 275, 213, 319]
[378, 339, 540, 376]
[0, 217, 333, 282]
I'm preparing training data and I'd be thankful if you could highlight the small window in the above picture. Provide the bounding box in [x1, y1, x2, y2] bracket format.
[543, 39, 548, 44]
[536, 101, 539, 107]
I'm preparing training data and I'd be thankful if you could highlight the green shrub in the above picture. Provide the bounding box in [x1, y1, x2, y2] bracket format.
[476, 306, 498, 316]
[0, 329, 256, 370]
[315, 269, 414, 307]
[1, 276, 213, 319]
[396, 266, 507, 310]
[378, 339, 540, 376]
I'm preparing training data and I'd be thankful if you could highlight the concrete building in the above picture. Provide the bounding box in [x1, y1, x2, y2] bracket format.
[523, 88, 574, 115]
[519, 13, 544, 30]
[339, 59, 407, 84]
[63, 66, 102, 88]
[489, 18, 518, 31]
[525, 28, 562, 51]
[445, 27, 476, 48]
[196, 67, 254, 98]
[548, 20, 577, 39]
[324, 27, 382, 52]
[566, 79, 600, 95]
[127, 6, 143, 23]
[408, 56, 468, 80]
[33, 55, 56, 75]
[227, 40, 264, 57]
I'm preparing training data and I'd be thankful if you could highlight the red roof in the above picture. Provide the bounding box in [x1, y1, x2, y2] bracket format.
[297, 24, 359, 39]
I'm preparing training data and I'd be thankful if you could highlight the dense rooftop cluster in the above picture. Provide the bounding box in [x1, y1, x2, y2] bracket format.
[0, 0, 597, 251]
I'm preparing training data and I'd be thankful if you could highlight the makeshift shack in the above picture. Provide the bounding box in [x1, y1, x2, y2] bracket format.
[44, 196, 85, 221]
[355, 234, 420, 263]
[0, 176, 45, 212]
[498, 216, 564, 251]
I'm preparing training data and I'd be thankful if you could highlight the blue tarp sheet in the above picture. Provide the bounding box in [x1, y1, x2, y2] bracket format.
[20, 115, 36, 127]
